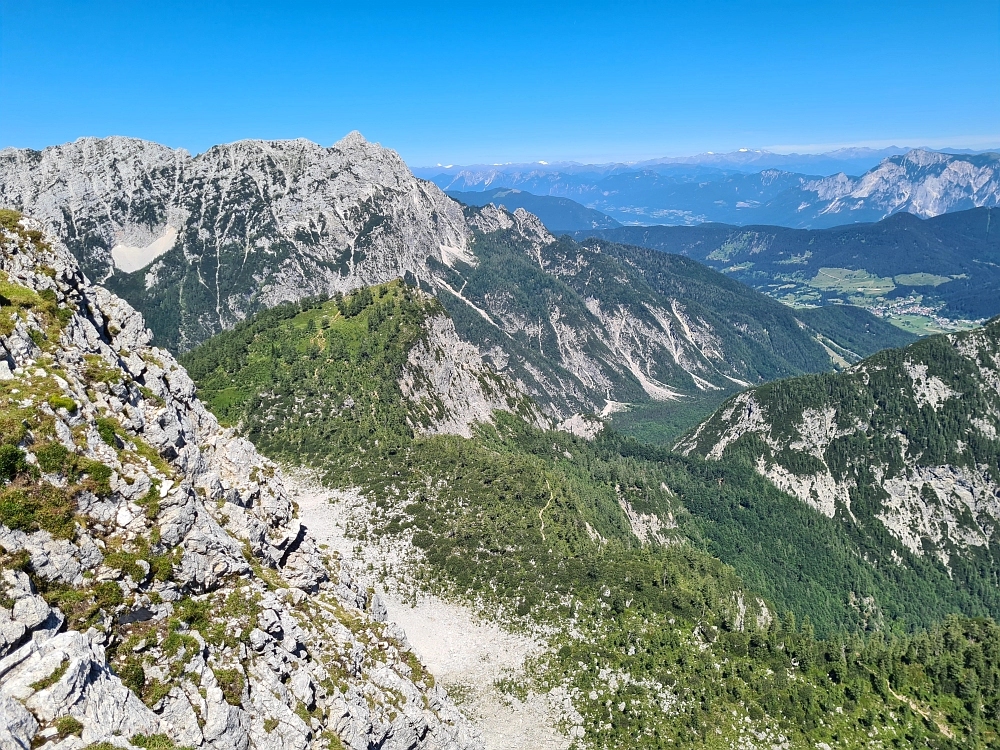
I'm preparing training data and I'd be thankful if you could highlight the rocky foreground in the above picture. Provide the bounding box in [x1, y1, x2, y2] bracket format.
[0, 212, 479, 749]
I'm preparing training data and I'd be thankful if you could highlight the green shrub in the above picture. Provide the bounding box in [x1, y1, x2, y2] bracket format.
[95, 417, 119, 447]
[0, 209, 21, 230]
[47, 395, 77, 412]
[103, 551, 145, 581]
[35, 442, 69, 473]
[82, 355, 122, 385]
[214, 668, 245, 706]
[0, 444, 27, 481]
[55, 716, 84, 737]
[130, 734, 190, 750]
[119, 659, 145, 695]
[0, 484, 76, 538]
[72, 458, 112, 496]
[94, 581, 123, 610]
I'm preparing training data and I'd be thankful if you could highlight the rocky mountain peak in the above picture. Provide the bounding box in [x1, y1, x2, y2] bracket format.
[0, 134, 472, 350]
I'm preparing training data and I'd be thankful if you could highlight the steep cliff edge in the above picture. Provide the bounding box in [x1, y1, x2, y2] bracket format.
[0, 212, 479, 750]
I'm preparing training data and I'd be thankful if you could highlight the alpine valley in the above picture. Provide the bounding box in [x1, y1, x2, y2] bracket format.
[575, 207, 1000, 335]
[0, 135, 914, 427]
[0, 134, 999, 750]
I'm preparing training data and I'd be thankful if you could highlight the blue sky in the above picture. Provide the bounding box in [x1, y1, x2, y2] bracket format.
[1, 1, 998, 165]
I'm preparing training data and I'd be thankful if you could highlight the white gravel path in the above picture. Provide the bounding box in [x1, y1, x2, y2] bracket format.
[288, 471, 571, 750]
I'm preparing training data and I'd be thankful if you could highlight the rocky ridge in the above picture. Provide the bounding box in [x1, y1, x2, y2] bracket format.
[0, 213, 479, 750]
[429, 149, 1000, 228]
[432, 210, 841, 419]
[1, 136, 900, 426]
[802, 149, 1000, 222]
[398, 312, 548, 439]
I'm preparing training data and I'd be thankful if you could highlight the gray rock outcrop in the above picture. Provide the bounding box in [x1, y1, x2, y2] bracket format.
[0, 215, 481, 749]
[0, 134, 472, 351]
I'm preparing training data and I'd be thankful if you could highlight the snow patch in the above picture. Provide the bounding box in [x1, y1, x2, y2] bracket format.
[111, 225, 178, 273]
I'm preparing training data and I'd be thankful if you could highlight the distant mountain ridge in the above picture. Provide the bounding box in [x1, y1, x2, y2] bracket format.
[0, 134, 911, 426]
[446, 187, 620, 231]
[576, 207, 1000, 324]
[414, 145, 914, 179]
[424, 150, 1000, 228]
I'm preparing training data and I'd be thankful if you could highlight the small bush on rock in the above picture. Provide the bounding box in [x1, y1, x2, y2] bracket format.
[55, 716, 83, 737]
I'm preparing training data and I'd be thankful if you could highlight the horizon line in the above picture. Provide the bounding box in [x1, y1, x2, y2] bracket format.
[415, 135, 1000, 169]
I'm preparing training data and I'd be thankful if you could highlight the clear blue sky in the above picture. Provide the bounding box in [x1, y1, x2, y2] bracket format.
[1, 1, 998, 165]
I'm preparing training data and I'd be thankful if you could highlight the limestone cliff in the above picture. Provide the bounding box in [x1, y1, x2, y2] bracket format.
[0, 134, 471, 351]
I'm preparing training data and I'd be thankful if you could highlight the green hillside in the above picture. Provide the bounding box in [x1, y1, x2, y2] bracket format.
[795, 305, 917, 357]
[680, 318, 1000, 641]
[183, 287, 1000, 747]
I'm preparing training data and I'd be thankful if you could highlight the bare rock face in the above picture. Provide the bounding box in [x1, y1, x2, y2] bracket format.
[399, 313, 548, 438]
[0, 134, 472, 351]
[0, 216, 481, 750]
[803, 149, 1000, 222]
[0, 137, 850, 423]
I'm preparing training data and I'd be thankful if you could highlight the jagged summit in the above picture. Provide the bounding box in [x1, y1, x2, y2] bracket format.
[0, 136, 918, 426]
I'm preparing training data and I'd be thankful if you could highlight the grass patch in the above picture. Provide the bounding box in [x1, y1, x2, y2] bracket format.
[0, 482, 77, 538]
[214, 667, 245, 706]
[894, 272, 952, 287]
[47, 394, 77, 412]
[55, 716, 84, 737]
[808, 267, 896, 296]
[30, 657, 68, 690]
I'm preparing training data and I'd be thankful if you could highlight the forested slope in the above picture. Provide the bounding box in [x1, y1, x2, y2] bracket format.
[680, 317, 1000, 636]
[183, 286, 1000, 748]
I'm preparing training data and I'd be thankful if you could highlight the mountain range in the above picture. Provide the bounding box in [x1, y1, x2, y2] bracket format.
[0, 135, 910, 428]
[425, 150, 1000, 228]
[414, 145, 915, 180]
[0, 133, 471, 351]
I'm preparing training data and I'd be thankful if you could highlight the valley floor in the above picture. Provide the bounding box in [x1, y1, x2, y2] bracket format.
[288, 470, 573, 750]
